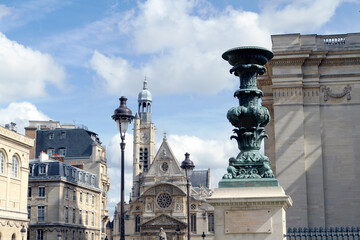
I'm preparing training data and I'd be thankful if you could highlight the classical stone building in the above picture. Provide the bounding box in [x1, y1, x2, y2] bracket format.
[25, 121, 110, 239]
[0, 125, 34, 239]
[258, 33, 360, 227]
[28, 152, 102, 240]
[112, 81, 215, 240]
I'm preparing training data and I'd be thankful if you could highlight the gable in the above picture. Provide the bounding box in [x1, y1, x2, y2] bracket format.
[146, 138, 182, 176]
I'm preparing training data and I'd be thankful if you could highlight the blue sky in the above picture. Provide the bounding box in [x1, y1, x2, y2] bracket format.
[1, 0, 359, 218]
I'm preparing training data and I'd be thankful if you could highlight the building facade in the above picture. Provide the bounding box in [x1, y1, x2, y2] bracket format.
[25, 121, 110, 239]
[28, 153, 102, 240]
[258, 33, 360, 227]
[0, 125, 34, 239]
[112, 81, 215, 240]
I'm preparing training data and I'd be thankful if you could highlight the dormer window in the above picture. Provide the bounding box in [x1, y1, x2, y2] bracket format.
[39, 165, 47, 175]
[59, 147, 66, 156]
[49, 133, 54, 139]
[47, 148, 55, 156]
[60, 132, 66, 139]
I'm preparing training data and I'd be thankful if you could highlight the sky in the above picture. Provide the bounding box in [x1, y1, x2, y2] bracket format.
[0, 0, 359, 219]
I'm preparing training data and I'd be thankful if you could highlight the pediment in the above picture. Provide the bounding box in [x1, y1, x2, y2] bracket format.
[147, 138, 183, 175]
[142, 214, 186, 228]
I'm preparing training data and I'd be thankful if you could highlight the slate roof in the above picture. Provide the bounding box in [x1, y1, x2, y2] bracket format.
[35, 128, 101, 159]
[190, 169, 210, 188]
[29, 158, 99, 189]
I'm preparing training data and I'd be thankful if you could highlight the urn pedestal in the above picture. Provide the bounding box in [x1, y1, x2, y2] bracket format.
[207, 186, 292, 240]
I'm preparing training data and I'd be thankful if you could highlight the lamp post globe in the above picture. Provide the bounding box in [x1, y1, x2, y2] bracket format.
[20, 226, 26, 240]
[112, 96, 134, 240]
[181, 152, 195, 240]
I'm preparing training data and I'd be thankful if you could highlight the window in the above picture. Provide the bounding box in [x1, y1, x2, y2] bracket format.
[60, 132, 66, 139]
[80, 192, 83, 202]
[91, 212, 94, 226]
[135, 215, 140, 232]
[73, 208, 76, 224]
[92, 195, 95, 205]
[37, 229, 44, 240]
[139, 148, 149, 171]
[29, 164, 33, 175]
[66, 187, 69, 199]
[28, 206, 31, 219]
[11, 234, 15, 240]
[85, 174, 89, 183]
[91, 233, 94, 240]
[59, 147, 66, 156]
[73, 189, 76, 201]
[191, 214, 197, 233]
[85, 232, 88, 240]
[11, 155, 19, 177]
[79, 210, 82, 224]
[38, 206, 45, 222]
[39, 165, 46, 174]
[79, 232, 82, 240]
[85, 211, 88, 225]
[0, 151, 5, 174]
[72, 231, 75, 240]
[65, 230, 68, 240]
[86, 193, 89, 203]
[98, 149, 101, 161]
[208, 213, 214, 232]
[65, 207, 69, 223]
[38, 186, 45, 197]
[47, 148, 55, 156]
[28, 187, 32, 198]
[49, 133, 54, 139]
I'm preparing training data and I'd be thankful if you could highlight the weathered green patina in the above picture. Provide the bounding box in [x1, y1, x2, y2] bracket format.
[219, 46, 277, 188]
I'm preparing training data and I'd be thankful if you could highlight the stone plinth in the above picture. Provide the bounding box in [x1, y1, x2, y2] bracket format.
[207, 186, 292, 240]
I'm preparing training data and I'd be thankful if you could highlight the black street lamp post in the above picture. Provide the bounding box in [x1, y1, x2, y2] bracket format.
[112, 96, 134, 240]
[20, 226, 26, 240]
[176, 225, 180, 240]
[181, 153, 195, 240]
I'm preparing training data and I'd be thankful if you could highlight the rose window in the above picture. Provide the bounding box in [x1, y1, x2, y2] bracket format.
[157, 192, 172, 208]
[161, 162, 169, 172]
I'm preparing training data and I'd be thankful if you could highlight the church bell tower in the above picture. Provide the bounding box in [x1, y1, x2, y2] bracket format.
[133, 79, 156, 199]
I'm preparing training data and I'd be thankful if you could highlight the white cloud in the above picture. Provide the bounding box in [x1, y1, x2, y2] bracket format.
[0, 5, 10, 22]
[0, 102, 50, 134]
[90, 0, 271, 97]
[259, 0, 348, 33]
[90, 0, 348, 97]
[0, 33, 66, 103]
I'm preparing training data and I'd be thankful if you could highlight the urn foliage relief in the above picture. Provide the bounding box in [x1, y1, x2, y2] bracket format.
[222, 47, 275, 180]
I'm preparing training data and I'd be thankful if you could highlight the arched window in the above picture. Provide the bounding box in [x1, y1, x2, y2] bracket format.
[0, 151, 5, 175]
[11, 155, 19, 178]
[11, 233, 15, 240]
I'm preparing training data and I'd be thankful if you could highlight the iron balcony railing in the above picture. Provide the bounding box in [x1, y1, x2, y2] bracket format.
[285, 227, 360, 240]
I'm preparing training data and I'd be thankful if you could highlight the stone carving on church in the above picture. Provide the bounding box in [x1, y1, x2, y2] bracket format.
[322, 85, 351, 101]
[158, 227, 167, 240]
[220, 47, 275, 181]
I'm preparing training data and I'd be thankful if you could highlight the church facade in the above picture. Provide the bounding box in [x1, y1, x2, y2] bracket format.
[112, 81, 215, 240]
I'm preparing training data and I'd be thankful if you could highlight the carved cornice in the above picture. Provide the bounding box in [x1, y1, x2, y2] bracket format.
[270, 58, 306, 66]
[303, 58, 323, 66]
[322, 85, 352, 101]
[321, 58, 360, 66]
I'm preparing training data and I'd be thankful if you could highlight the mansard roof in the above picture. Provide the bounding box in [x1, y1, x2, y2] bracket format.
[35, 128, 102, 159]
[190, 169, 210, 188]
[29, 158, 99, 189]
